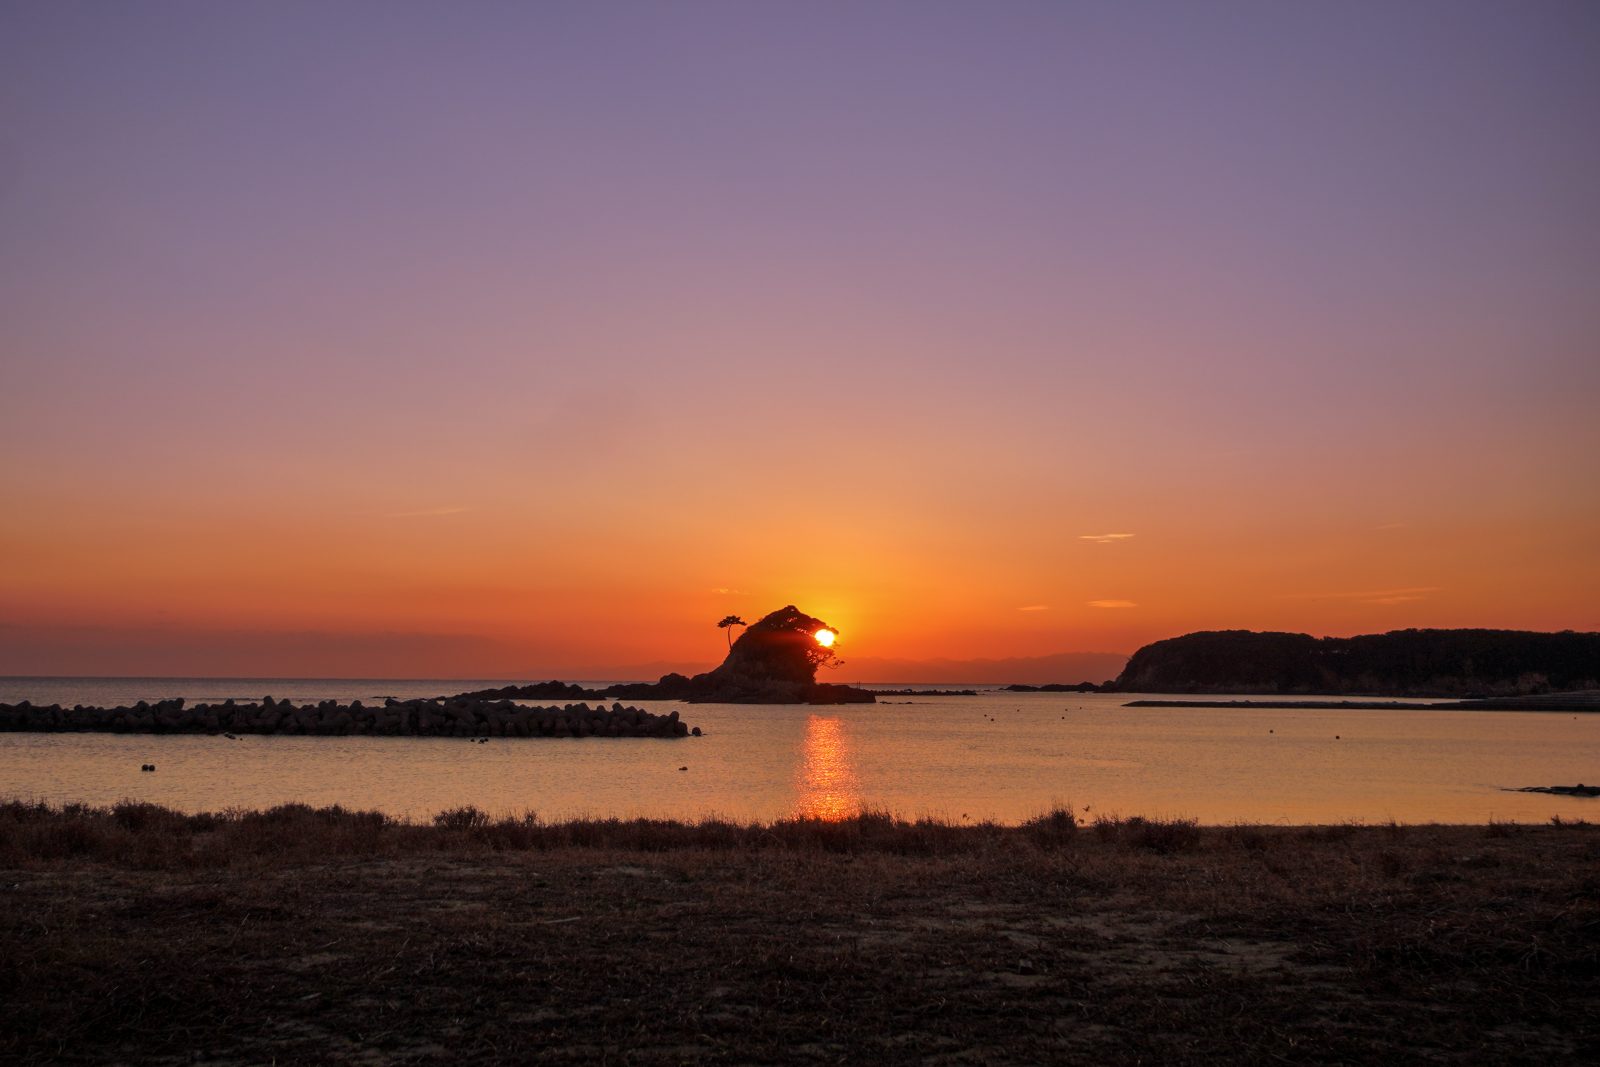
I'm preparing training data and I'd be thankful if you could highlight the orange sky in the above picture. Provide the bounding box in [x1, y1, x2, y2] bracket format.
[3, 5, 1598, 678]
[4, 424, 1596, 677]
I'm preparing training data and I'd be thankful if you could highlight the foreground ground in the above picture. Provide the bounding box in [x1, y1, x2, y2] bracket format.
[2, 804, 1596, 1065]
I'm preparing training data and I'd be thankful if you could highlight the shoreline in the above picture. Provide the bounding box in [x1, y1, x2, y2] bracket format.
[2, 797, 1593, 832]
[3, 801, 1594, 1064]
[1125, 695, 1600, 711]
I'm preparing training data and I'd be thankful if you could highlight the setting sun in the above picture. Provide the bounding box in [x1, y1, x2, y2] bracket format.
[2, 6, 1597, 1061]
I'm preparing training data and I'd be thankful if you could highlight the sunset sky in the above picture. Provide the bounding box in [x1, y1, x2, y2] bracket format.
[3, 2, 1597, 679]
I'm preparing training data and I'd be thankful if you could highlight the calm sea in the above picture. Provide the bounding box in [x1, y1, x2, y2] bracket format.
[1, 677, 1594, 825]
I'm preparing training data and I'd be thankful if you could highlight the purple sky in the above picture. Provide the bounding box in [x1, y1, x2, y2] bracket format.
[2, 2, 1597, 676]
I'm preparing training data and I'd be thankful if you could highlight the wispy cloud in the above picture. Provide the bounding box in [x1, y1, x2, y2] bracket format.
[1086, 599, 1137, 609]
[383, 506, 468, 518]
[710, 587, 748, 596]
[1363, 589, 1434, 605]
[1017, 604, 1049, 612]
[1285, 586, 1439, 605]
[1079, 533, 1135, 544]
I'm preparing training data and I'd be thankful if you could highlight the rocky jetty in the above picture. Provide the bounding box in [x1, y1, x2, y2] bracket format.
[0, 696, 697, 738]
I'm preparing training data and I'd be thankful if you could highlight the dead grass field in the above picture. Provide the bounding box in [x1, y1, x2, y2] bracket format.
[2, 802, 1596, 1064]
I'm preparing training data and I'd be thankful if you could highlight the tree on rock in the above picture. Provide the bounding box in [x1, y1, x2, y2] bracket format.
[604, 606, 874, 704]
[717, 614, 748, 650]
[712, 605, 843, 685]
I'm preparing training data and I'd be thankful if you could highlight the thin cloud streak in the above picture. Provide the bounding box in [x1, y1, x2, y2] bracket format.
[1017, 604, 1049, 612]
[1284, 586, 1440, 605]
[1079, 533, 1135, 544]
[1086, 600, 1137, 609]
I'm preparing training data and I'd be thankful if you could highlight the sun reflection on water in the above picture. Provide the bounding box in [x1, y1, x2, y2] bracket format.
[794, 714, 860, 821]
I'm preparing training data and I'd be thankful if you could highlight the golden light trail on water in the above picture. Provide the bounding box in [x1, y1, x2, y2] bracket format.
[794, 715, 859, 821]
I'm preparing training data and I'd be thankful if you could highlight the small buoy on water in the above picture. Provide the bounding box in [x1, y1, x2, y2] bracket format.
[678, 766, 688, 772]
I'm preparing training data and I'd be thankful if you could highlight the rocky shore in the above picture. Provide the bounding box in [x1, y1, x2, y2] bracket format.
[0, 696, 697, 738]
[1003, 682, 1103, 692]
[604, 673, 876, 704]
[870, 687, 981, 696]
[452, 680, 608, 701]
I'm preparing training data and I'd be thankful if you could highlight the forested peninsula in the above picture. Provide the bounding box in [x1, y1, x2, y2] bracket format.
[1112, 628, 1600, 697]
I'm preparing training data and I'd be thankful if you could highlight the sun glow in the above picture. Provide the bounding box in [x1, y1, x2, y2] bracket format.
[814, 628, 836, 648]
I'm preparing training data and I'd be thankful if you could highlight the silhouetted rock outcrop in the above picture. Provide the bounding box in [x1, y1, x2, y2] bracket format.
[1512, 784, 1599, 798]
[1113, 628, 1600, 697]
[605, 673, 695, 702]
[612, 605, 875, 704]
[455, 680, 608, 701]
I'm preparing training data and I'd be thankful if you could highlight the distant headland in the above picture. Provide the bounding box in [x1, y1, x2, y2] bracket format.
[1110, 628, 1600, 698]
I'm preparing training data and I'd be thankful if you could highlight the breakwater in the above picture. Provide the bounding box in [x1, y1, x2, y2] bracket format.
[0, 696, 698, 738]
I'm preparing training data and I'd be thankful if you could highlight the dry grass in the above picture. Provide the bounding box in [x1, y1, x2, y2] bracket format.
[2, 801, 1597, 1064]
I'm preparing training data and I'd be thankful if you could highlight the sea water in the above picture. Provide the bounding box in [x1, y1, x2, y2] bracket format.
[0, 677, 1594, 824]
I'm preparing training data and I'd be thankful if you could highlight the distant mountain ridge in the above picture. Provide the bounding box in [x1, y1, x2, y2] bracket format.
[1114, 628, 1600, 697]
